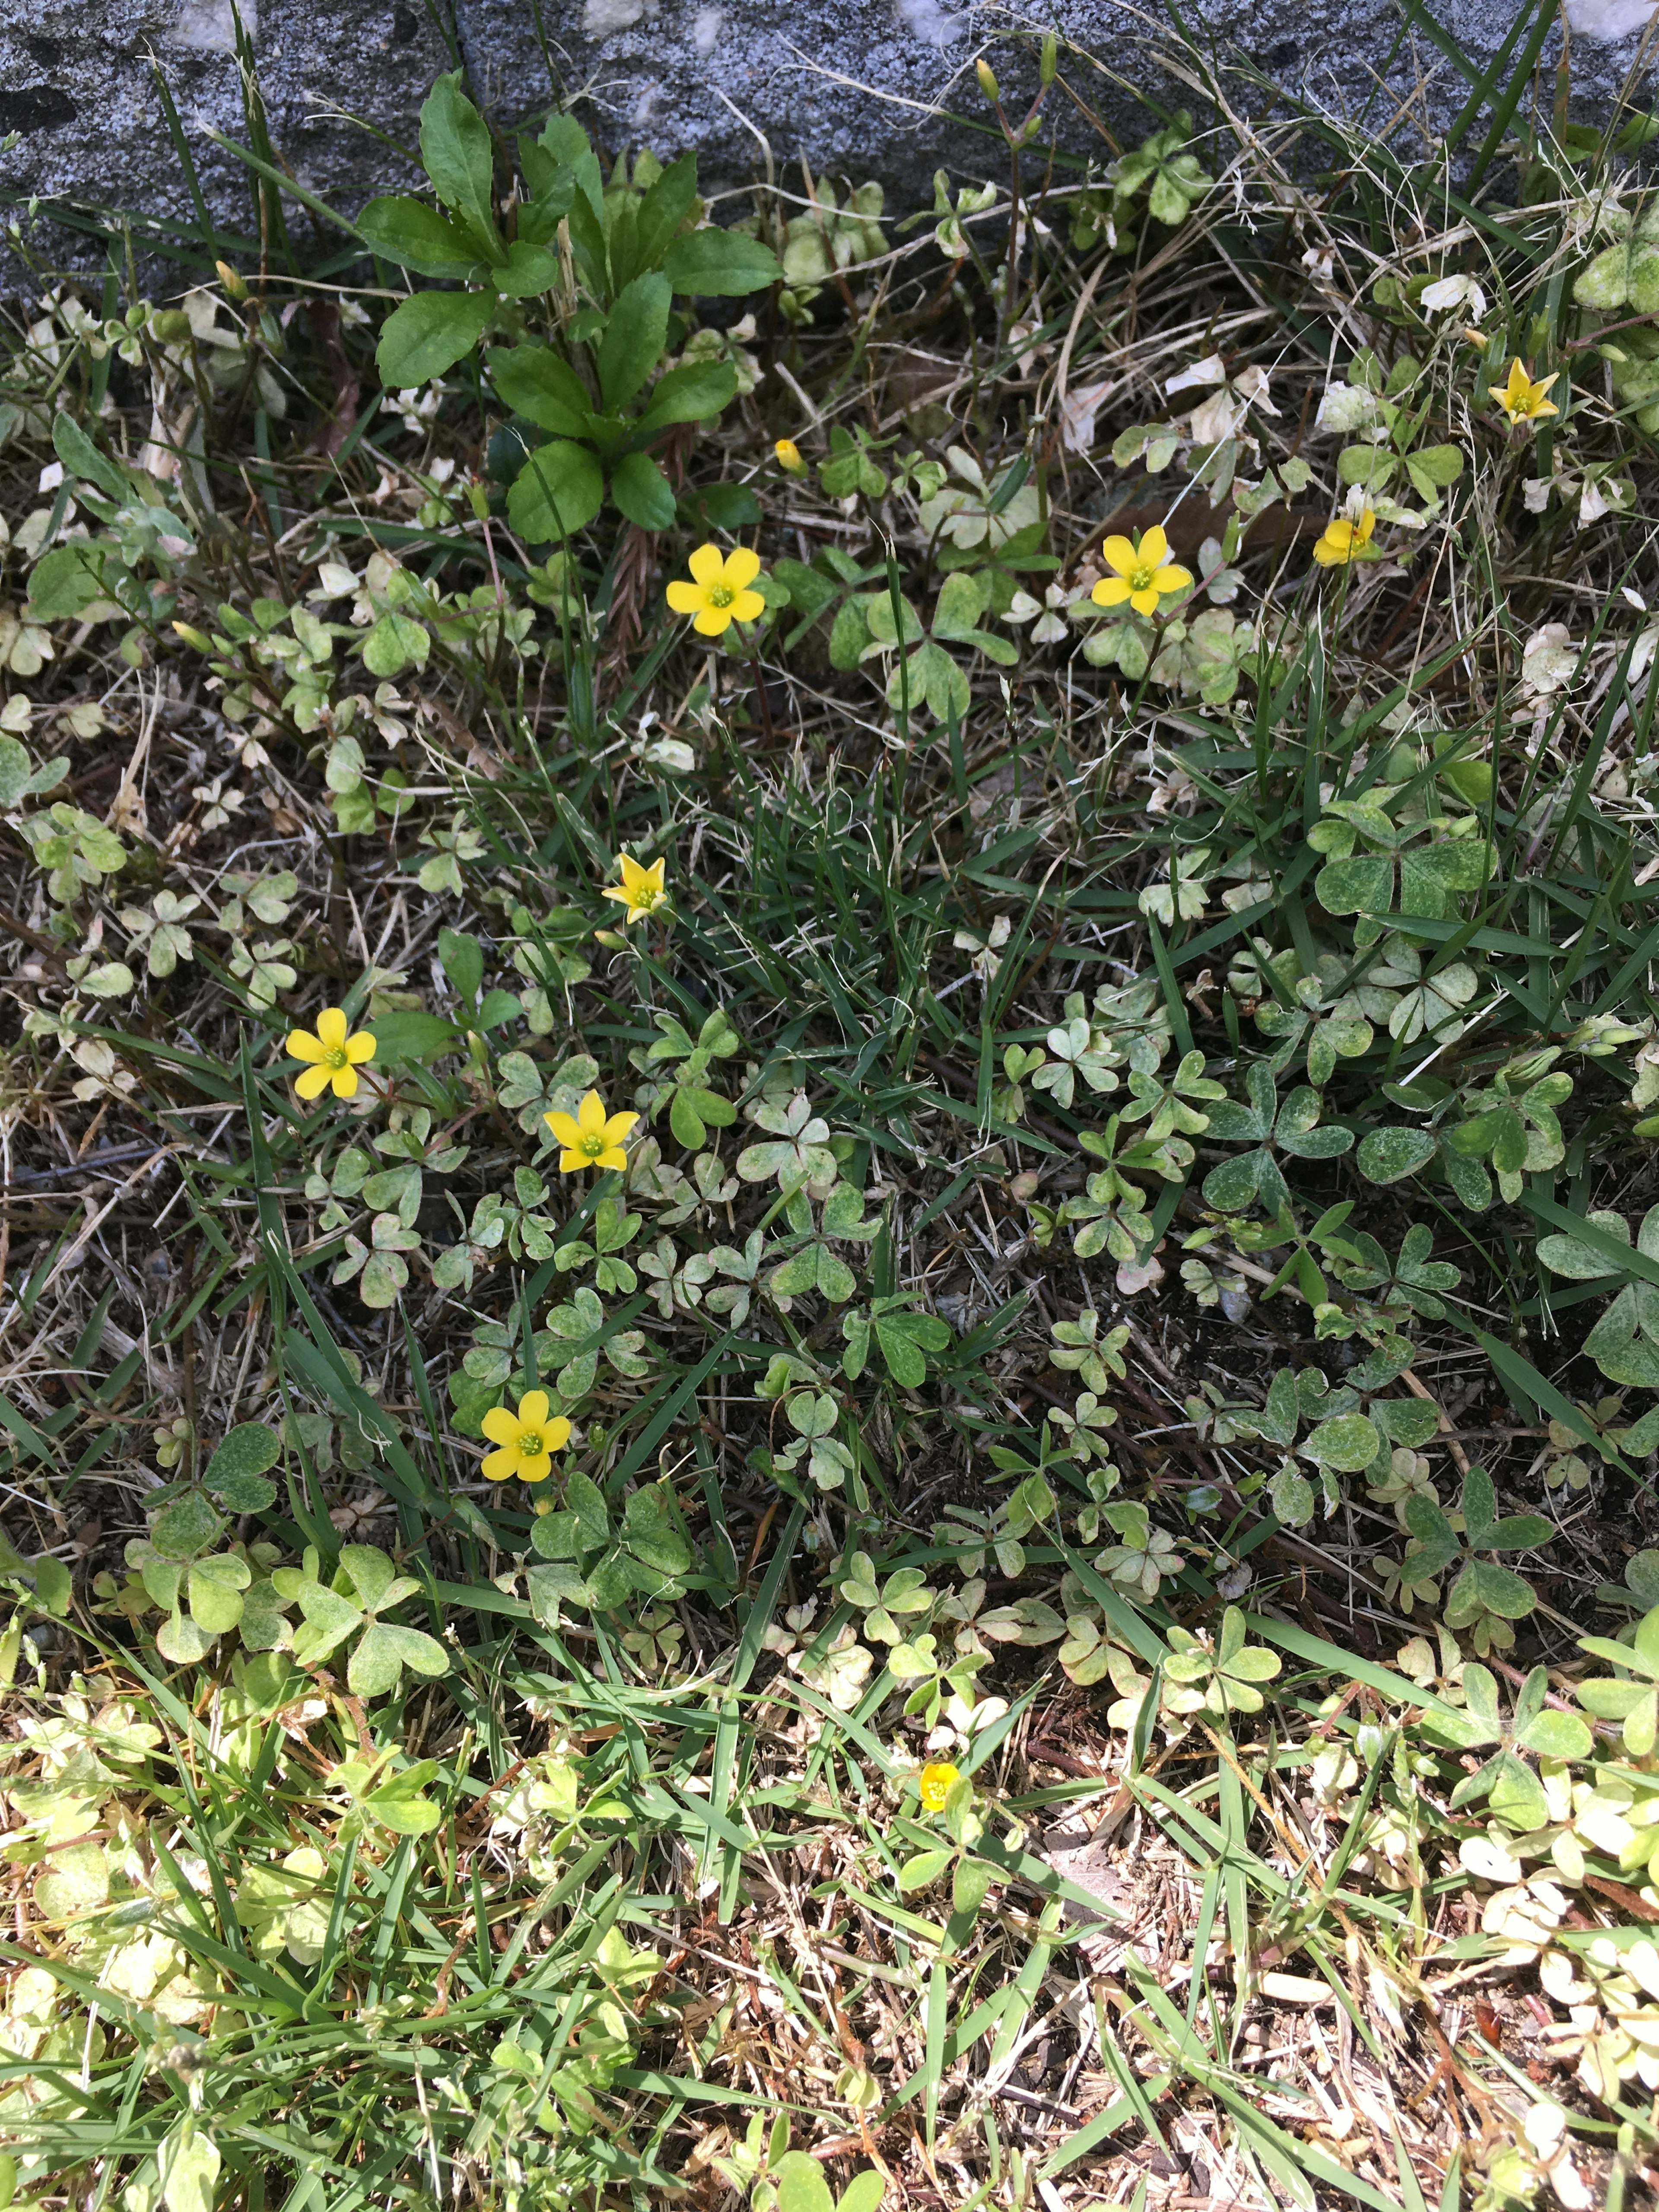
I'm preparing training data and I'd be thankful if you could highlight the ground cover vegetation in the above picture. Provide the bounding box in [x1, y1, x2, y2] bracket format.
[3, 4, 1659, 2206]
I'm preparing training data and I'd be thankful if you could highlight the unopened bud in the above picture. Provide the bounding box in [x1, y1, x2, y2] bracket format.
[1040, 29, 1057, 83]
[976, 56, 1000, 103]
[215, 258, 248, 302]
[774, 435, 807, 477]
[171, 621, 213, 653]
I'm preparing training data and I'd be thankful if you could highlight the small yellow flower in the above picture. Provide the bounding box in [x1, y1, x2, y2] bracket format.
[1312, 506, 1377, 567]
[544, 1088, 640, 1174]
[918, 1760, 960, 1812]
[603, 854, 667, 925]
[480, 1389, 571, 1483]
[1493, 356, 1560, 426]
[774, 437, 807, 477]
[1090, 525, 1192, 618]
[285, 1006, 376, 1100]
[666, 543, 766, 637]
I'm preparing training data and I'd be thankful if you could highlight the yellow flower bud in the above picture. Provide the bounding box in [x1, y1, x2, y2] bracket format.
[215, 259, 248, 302]
[172, 621, 213, 653]
[976, 56, 1000, 102]
[774, 436, 807, 477]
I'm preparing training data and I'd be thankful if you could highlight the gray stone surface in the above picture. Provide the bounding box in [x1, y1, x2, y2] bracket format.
[0, 0, 1654, 296]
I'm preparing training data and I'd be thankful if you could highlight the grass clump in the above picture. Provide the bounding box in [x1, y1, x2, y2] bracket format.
[8, 10, 1659, 2210]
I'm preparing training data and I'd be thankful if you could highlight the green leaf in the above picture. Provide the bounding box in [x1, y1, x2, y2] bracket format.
[952, 1856, 992, 1918]
[772, 2153, 836, 2212]
[487, 344, 593, 436]
[1303, 1413, 1380, 1471]
[1356, 1126, 1437, 1183]
[610, 450, 677, 531]
[157, 2124, 221, 2212]
[358, 195, 481, 278]
[438, 925, 484, 1006]
[508, 439, 605, 540]
[28, 543, 108, 620]
[361, 610, 430, 680]
[565, 1469, 610, 1546]
[1447, 1558, 1536, 1623]
[632, 153, 700, 276]
[494, 240, 562, 297]
[419, 72, 498, 251]
[635, 358, 739, 434]
[597, 273, 671, 412]
[1314, 853, 1393, 916]
[376, 288, 493, 386]
[150, 1491, 226, 1562]
[187, 1554, 250, 1634]
[897, 1847, 953, 1891]
[53, 413, 129, 502]
[663, 229, 783, 296]
[348, 1620, 449, 1699]
[204, 1423, 281, 1513]
[368, 1010, 464, 1065]
[838, 2177, 886, 2212]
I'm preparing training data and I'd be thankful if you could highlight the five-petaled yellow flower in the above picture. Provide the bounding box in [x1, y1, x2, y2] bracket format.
[1090, 525, 1192, 618]
[480, 1389, 571, 1484]
[918, 1760, 960, 1812]
[285, 1006, 377, 1100]
[666, 543, 766, 637]
[774, 437, 807, 477]
[1493, 356, 1560, 426]
[1312, 507, 1377, 568]
[545, 1087, 640, 1174]
[603, 854, 668, 925]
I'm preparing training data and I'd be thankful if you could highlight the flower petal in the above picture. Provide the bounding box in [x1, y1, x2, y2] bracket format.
[481, 1446, 517, 1480]
[294, 1063, 333, 1099]
[1138, 525, 1169, 569]
[666, 580, 706, 613]
[724, 547, 761, 590]
[693, 606, 733, 636]
[1100, 534, 1136, 578]
[286, 1029, 325, 1064]
[557, 1148, 588, 1173]
[576, 1090, 606, 1133]
[546, 1417, 573, 1452]
[1152, 564, 1193, 594]
[332, 1068, 359, 1099]
[1129, 587, 1161, 617]
[688, 543, 725, 586]
[544, 1112, 582, 1147]
[518, 1391, 550, 1429]
[1091, 577, 1131, 608]
[730, 590, 766, 623]
[602, 1110, 641, 1145]
[481, 1407, 520, 1443]
[345, 1032, 377, 1064]
[594, 1146, 629, 1171]
[315, 1007, 348, 1051]
[518, 1455, 553, 1484]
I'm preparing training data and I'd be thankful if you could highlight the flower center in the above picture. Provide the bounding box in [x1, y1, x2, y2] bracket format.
[1129, 562, 1155, 592]
[325, 1045, 349, 1070]
[518, 1430, 543, 1457]
[579, 1130, 607, 1158]
[707, 583, 734, 608]
[636, 885, 661, 909]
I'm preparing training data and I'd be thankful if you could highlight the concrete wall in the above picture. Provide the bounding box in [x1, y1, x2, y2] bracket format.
[0, 0, 1650, 293]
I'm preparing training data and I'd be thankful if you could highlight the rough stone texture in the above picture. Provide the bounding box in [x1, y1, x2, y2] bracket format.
[0, 0, 1654, 296]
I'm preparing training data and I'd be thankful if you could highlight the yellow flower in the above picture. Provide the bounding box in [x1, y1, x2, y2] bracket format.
[1090, 525, 1192, 618]
[1312, 507, 1377, 567]
[665, 543, 766, 637]
[285, 1006, 376, 1100]
[544, 1087, 640, 1174]
[602, 854, 667, 925]
[1493, 356, 1560, 426]
[774, 437, 807, 477]
[480, 1389, 571, 1483]
[918, 1760, 960, 1812]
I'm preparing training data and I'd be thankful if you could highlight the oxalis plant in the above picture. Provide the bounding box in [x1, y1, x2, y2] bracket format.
[361, 75, 781, 533]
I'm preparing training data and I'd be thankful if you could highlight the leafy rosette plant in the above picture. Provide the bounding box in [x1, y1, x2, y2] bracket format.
[359, 78, 781, 533]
